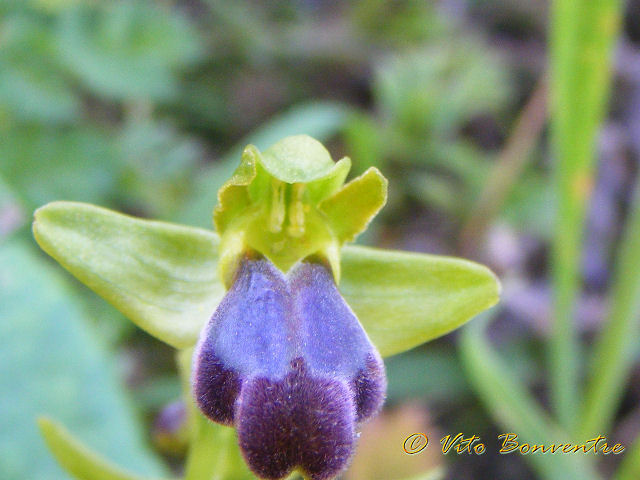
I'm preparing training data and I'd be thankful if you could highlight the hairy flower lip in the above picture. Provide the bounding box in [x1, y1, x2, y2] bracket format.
[192, 254, 386, 480]
[237, 357, 356, 480]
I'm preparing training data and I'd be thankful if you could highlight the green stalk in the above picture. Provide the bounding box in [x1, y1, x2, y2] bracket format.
[549, 0, 622, 431]
[579, 185, 640, 438]
[177, 350, 254, 480]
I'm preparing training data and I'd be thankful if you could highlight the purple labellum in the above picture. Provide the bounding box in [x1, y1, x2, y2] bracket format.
[192, 255, 386, 480]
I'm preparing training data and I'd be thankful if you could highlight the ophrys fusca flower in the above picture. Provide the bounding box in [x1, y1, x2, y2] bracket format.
[193, 254, 385, 479]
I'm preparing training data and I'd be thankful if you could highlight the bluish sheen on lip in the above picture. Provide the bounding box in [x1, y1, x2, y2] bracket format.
[192, 255, 386, 480]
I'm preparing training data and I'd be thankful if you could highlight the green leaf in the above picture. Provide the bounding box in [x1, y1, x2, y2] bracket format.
[116, 119, 202, 218]
[0, 126, 119, 210]
[338, 245, 500, 357]
[0, 55, 80, 123]
[54, 3, 202, 101]
[32, 201, 224, 349]
[38, 418, 166, 480]
[0, 13, 81, 123]
[374, 45, 510, 139]
[0, 239, 165, 479]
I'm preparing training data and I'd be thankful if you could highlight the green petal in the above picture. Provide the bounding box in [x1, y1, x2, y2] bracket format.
[213, 137, 360, 278]
[214, 145, 259, 235]
[305, 157, 351, 204]
[319, 167, 387, 243]
[38, 418, 168, 480]
[32, 201, 222, 348]
[339, 245, 501, 357]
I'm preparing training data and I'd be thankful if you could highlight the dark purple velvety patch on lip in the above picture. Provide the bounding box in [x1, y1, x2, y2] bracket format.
[237, 358, 356, 480]
[351, 353, 387, 422]
[192, 352, 241, 425]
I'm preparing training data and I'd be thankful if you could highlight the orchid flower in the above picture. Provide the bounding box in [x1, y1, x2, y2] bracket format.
[34, 135, 499, 480]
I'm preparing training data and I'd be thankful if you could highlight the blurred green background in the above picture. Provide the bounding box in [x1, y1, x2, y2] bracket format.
[1, 1, 639, 479]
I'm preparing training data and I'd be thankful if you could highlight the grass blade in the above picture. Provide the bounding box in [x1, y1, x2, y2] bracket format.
[615, 433, 640, 480]
[579, 184, 640, 438]
[549, 0, 623, 430]
[38, 418, 167, 480]
[460, 313, 600, 480]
